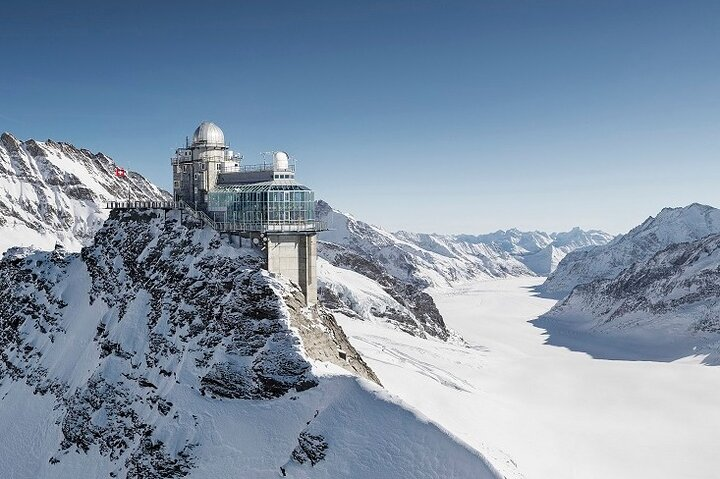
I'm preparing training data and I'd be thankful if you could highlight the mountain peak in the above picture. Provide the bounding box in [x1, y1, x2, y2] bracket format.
[0, 131, 20, 149]
[543, 203, 720, 296]
[656, 202, 714, 217]
[0, 133, 169, 253]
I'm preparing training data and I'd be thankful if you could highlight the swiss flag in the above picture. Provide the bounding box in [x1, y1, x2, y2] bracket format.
[115, 167, 126, 178]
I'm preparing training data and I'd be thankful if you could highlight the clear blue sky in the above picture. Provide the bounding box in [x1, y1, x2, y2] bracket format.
[2, 0, 719, 234]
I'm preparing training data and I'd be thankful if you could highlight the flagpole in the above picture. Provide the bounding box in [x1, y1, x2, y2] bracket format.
[115, 166, 130, 206]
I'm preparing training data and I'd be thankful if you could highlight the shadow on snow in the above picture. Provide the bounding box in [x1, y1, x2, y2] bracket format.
[523, 285, 720, 366]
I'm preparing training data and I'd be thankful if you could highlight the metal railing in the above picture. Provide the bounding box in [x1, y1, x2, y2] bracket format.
[170, 154, 242, 166]
[219, 162, 295, 174]
[105, 201, 327, 233]
[187, 206, 219, 230]
[105, 201, 184, 210]
[212, 220, 326, 233]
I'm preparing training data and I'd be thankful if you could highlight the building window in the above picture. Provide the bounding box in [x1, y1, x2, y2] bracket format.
[194, 173, 198, 180]
[173, 181, 179, 188]
[201, 163, 205, 170]
[183, 165, 188, 172]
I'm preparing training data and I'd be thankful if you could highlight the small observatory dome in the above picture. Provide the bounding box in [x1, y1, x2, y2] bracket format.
[192, 121, 225, 146]
[273, 151, 289, 171]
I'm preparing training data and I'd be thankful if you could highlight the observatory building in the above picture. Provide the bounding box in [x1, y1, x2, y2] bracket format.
[171, 121, 321, 304]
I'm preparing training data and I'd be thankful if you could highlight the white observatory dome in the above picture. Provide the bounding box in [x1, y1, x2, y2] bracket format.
[273, 151, 289, 171]
[192, 121, 225, 146]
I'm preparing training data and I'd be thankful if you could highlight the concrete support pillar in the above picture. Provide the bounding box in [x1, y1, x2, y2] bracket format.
[266, 233, 317, 306]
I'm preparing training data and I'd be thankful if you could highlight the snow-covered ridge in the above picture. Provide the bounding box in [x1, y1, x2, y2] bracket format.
[316, 200, 611, 339]
[399, 226, 613, 277]
[0, 209, 499, 478]
[543, 231, 720, 362]
[542, 203, 720, 297]
[0, 132, 168, 253]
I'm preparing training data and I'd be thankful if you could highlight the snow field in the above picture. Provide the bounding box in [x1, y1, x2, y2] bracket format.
[338, 277, 720, 479]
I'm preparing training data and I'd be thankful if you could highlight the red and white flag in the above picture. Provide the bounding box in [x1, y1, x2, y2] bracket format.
[115, 167, 126, 178]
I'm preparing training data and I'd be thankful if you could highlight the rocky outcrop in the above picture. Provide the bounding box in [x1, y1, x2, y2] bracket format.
[282, 287, 381, 384]
[291, 431, 328, 466]
[0, 210, 327, 475]
[0, 207, 499, 478]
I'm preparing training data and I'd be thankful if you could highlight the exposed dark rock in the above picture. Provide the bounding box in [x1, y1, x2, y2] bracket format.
[0, 209, 345, 477]
[318, 240, 448, 340]
[291, 431, 328, 466]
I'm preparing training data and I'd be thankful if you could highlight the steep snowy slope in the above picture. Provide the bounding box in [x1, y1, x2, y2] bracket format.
[543, 232, 720, 360]
[317, 201, 462, 340]
[0, 132, 168, 253]
[0, 209, 500, 479]
[542, 203, 720, 297]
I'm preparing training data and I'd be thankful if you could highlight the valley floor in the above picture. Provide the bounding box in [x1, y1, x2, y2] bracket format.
[336, 277, 720, 479]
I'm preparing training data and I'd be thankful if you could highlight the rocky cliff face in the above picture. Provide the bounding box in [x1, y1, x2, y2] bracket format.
[0, 132, 168, 253]
[0, 209, 495, 478]
[542, 203, 720, 297]
[316, 201, 454, 340]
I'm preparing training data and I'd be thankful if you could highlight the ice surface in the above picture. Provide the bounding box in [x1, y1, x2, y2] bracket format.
[338, 277, 720, 479]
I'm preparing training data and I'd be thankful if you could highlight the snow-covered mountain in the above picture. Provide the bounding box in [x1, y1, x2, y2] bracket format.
[544, 231, 720, 361]
[317, 201, 610, 339]
[542, 203, 720, 297]
[0, 132, 168, 253]
[0, 209, 500, 479]
[414, 227, 614, 276]
[318, 202, 529, 288]
[316, 201, 531, 341]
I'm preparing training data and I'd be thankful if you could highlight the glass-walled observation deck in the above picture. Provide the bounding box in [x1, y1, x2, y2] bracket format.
[207, 182, 323, 233]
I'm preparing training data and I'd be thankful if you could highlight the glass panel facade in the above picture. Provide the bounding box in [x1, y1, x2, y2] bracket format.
[208, 182, 317, 231]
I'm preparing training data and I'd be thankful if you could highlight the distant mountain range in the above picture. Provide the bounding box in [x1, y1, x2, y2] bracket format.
[401, 227, 613, 277]
[316, 200, 612, 340]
